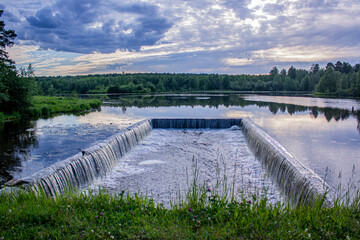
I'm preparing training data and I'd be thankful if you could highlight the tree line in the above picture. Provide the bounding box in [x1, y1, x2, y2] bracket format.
[35, 61, 360, 97]
[1, 7, 360, 119]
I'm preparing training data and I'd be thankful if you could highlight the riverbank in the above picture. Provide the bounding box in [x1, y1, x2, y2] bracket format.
[0, 187, 359, 239]
[0, 96, 102, 122]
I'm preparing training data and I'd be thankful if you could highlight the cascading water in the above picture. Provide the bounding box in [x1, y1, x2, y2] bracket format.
[241, 118, 332, 206]
[151, 118, 242, 129]
[4, 117, 331, 207]
[20, 119, 152, 196]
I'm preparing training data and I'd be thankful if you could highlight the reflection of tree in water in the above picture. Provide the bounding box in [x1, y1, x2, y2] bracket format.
[356, 111, 360, 133]
[105, 94, 360, 134]
[311, 107, 319, 118]
[0, 120, 38, 185]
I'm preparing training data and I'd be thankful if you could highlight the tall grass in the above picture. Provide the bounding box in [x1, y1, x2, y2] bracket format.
[0, 96, 102, 122]
[29, 96, 102, 118]
[1, 171, 360, 239]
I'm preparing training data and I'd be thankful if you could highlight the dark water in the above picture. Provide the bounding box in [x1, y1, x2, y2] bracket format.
[1, 94, 360, 190]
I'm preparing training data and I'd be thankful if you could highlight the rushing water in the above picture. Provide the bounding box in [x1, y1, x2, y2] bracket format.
[88, 127, 281, 206]
[1, 94, 360, 197]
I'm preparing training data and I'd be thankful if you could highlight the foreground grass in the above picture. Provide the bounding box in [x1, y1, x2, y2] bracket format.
[1, 188, 360, 239]
[0, 96, 102, 122]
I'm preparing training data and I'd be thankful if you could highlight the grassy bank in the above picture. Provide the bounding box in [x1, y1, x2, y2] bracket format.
[1, 187, 359, 239]
[0, 96, 102, 122]
[29, 96, 102, 117]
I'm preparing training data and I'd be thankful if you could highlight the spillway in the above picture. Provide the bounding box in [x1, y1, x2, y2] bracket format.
[19, 119, 152, 196]
[4, 118, 331, 206]
[241, 118, 331, 206]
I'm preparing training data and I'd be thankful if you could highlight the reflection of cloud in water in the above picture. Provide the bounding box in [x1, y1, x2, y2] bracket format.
[225, 110, 254, 118]
[243, 95, 360, 111]
[254, 114, 355, 132]
[77, 110, 145, 128]
[252, 113, 360, 188]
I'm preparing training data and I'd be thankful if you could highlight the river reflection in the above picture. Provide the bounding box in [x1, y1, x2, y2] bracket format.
[0, 120, 38, 183]
[1, 94, 360, 191]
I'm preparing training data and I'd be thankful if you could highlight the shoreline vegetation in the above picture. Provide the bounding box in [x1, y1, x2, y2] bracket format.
[1, 185, 360, 239]
[0, 96, 102, 122]
[35, 61, 360, 98]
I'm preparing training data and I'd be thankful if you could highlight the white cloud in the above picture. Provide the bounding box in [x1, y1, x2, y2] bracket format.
[253, 45, 360, 63]
[3, 0, 360, 75]
[223, 58, 254, 66]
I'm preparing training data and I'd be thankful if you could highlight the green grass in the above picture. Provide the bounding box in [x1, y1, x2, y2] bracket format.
[1, 184, 360, 239]
[0, 96, 102, 122]
[30, 96, 102, 117]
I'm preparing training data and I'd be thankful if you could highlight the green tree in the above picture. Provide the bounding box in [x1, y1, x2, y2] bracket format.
[300, 75, 310, 91]
[317, 67, 337, 93]
[310, 63, 319, 74]
[334, 61, 343, 73]
[287, 66, 296, 79]
[269, 66, 279, 76]
[356, 71, 360, 93]
[0, 10, 35, 113]
[0, 10, 16, 67]
[280, 69, 287, 76]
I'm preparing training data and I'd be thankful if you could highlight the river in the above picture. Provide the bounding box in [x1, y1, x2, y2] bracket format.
[1, 94, 359, 197]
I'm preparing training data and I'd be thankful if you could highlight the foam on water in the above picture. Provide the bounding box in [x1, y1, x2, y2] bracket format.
[88, 128, 282, 206]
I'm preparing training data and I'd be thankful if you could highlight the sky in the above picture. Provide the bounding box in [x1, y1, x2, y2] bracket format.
[1, 0, 360, 76]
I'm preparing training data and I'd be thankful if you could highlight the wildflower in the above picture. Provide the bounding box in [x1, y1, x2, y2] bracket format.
[95, 216, 98, 218]
[100, 212, 104, 216]
[117, 206, 120, 209]
[91, 230, 94, 233]
[194, 215, 197, 219]
[247, 200, 251, 204]
[188, 208, 192, 212]
[207, 188, 211, 192]
[110, 236, 115, 239]
[130, 211, 134, 215]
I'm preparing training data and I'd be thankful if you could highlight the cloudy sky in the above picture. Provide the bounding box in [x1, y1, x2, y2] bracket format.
[2, 0, 360, 76]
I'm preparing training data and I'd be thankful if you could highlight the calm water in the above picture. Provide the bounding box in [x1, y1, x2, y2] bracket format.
[1, 94, 360, 192]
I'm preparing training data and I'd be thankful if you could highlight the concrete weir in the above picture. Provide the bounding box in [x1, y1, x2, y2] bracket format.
[4, 118, 331, 206]
[241, 118, 331, 206]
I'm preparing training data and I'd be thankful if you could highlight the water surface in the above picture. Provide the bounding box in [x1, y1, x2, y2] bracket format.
[1, 94, 360, 193]
[89, 128, 281, 205]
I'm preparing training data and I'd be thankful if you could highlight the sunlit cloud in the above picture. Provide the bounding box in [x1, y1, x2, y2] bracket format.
[223, 58, 255, 66]
[253, 45, 360, 63]
[2, 0, 360, 75]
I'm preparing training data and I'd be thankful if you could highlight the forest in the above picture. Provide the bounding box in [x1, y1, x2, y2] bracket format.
[35, 62, 360, 97]
[1, 8, 360, 121]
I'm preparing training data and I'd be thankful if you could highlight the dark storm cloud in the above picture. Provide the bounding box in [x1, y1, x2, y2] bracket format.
[16, 0, 173, 54]
[27, 7, 61, 28]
